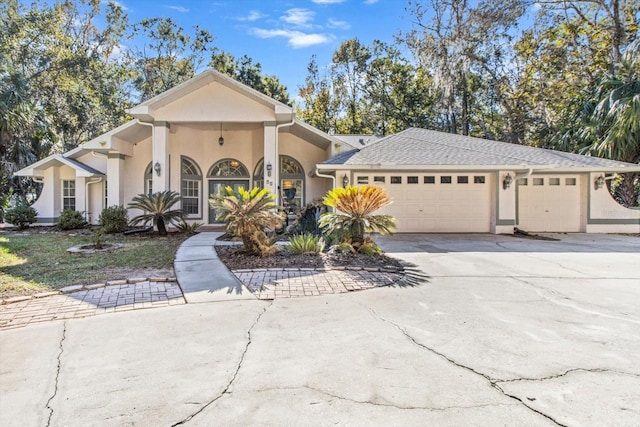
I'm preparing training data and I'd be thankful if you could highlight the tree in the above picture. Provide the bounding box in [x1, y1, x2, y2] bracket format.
[402, 0, 526, 140]
[0, 0, 131, 210]
[297, 55, 339, 133]
[209, 186, 285, 256]
[331, 38, 372, 133]
[210, 50, 290, 104]
[130, 17, 213, 101]
[320, 185, 396, 249]
[128, 191, 184, 236]
[579, 39, 640, 206]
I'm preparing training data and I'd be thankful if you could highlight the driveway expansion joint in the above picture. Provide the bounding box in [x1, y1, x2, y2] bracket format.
[367, 307, 567, 427]
[171, 301, 273, 426]
[45, 322, 66, 427]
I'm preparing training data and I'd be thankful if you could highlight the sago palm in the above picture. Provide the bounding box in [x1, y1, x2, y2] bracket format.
[320, 185, 396, 247]
[209, 186, 285, 255]
[128, 191, 184, 236]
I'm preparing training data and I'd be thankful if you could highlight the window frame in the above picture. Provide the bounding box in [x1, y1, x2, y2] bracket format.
[181, 156, 203, 219]
[62, 180, 76, 211]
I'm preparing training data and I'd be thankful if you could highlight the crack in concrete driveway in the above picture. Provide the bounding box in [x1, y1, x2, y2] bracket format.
[367, 307, 570, 426]
[45, 322, 66, 427]
[171, 302, 273, 426]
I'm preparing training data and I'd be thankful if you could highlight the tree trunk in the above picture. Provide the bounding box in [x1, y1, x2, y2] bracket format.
[156, 217, 167, 236]
[615, 172, 639, 208]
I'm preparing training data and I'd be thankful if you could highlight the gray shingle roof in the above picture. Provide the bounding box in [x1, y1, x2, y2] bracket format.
[321, 128, 639, 169]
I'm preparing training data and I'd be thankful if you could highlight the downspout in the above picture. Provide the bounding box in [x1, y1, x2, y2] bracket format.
[514, 167, 532, 180]
[86, 177, 104, 224]
[314, 167, 336, 188]
[314, 167, 336, 212]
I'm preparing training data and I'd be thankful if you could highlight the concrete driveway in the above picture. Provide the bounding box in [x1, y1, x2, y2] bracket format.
[1, 233, 639, 426]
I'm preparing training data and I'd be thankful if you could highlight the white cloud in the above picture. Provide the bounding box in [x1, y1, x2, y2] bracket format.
[312, 0, 346, 4]
[364, 0, 380, 4]
[166, 5, 189, 13]
[237, 10, 266, 22]
[327, 18, 350, 30]
[281, 8, 315, 28]
[251, 28, 332, 48]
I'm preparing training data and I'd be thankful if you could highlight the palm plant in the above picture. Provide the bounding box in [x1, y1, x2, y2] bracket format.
[320, 185, 396, 249]
[128, 191, 184, 236]
[209, 186, 285, 256]
[579, 39, 640, 207]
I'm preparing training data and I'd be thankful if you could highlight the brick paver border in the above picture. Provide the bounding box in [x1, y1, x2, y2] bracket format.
[233, 267, 405, 300]
[0, 278, 184, 330]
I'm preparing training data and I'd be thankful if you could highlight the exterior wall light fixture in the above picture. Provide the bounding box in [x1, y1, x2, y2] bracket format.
[503, 173, 513, 189]
[594, 175, 605, 190]
[266, 162, 272, 177]
[154, 162, 161, 176]
[342, 174, 349, 188]
[218, 123, 224, 146]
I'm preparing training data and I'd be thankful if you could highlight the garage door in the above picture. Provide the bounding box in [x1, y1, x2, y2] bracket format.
[517, 175, 581, 232]
[355, 173, 491, 232]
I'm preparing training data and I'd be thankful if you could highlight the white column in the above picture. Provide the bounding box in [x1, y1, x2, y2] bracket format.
[75, 177, 87, 219]
[153, 121, 170, 193]
[263, 121, 278, 203]
[492, 170, 516, 234]
[107, 154, 125, 206]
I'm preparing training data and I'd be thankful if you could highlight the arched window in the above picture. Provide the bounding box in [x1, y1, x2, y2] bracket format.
[144, 162, 153, 196]
[208, 159, 249, 178]
[207, 159, 250, 224]
[181, 156, 202, 218]
[253, 155, 304, 210]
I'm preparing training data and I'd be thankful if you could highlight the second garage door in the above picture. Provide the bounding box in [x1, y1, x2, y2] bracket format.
[517, 175, 582, 232]
[355, 173, 492, 232]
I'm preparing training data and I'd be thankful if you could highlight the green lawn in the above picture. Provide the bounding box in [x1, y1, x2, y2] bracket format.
[0, 229, 189, 298]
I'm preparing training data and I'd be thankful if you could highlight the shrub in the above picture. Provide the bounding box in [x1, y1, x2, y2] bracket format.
[359, 238, 382, 256]
[286, 200, 325, 234]
[320, 185, 396, 249]
[175, 220, 202, 234]
[57, 210, 86, 230]
[98, 205, 129, 233]
[287, 233, 325, 255]
[128, 191, 184, 236]
[5, 205, 38, 229]
[92, 228, 106, 249]
[209, 186, 285, 256]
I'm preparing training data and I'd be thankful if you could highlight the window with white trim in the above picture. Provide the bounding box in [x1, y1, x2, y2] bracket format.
[181, 156, 202, 218]
[62, 180, 76, 211]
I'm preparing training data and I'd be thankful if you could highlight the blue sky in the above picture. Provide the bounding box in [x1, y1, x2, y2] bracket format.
[114, 0, 415, 98]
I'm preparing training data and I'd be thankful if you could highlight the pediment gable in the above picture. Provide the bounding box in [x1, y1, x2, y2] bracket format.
[152, 80, 276, 122]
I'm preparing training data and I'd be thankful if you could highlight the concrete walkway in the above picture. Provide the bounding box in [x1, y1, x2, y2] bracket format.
[174, 232, 406, 302]
[174, 232, 256, 303]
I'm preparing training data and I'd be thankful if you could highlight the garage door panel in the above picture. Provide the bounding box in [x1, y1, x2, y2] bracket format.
[518, 175, 581, 232]
[379, 174, 491, 233]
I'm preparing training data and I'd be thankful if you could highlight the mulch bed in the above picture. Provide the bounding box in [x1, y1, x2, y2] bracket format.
[215, 245, 404, 271]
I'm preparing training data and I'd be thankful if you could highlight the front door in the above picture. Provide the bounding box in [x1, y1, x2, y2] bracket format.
[208, 180, 250, 224]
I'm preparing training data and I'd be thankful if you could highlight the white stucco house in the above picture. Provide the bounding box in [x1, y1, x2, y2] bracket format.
[14, 69, 640, 234]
